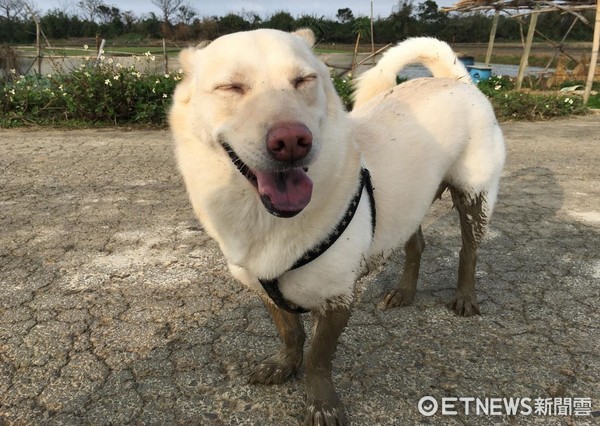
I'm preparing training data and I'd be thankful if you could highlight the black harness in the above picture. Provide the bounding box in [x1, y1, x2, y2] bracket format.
[258, 168, 376, 313]
[222, 143, 376, 314]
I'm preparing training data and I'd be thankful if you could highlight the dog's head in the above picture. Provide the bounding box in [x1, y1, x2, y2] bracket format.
[171, 29, 344, 218]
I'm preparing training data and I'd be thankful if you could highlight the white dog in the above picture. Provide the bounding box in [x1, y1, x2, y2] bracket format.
[170, 29, 505, 425]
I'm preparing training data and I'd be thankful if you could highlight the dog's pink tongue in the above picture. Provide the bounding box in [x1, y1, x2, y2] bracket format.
[254, 168, 313, 213]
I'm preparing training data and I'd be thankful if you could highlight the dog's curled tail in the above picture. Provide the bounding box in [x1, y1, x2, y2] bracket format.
[353, 37, 471, 109]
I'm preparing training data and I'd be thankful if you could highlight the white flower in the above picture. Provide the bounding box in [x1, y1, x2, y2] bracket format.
[155, 80, 160, 84]
[152, 88, 156, 93]
[545, 104, 550, 108]
[163, 93, 168, 98]
[9, 89, 15, 95]
[144, 51, 151, 57]
[564, 97, 570, 103]
[58, 85, 63, 91]
[150, 56, 156, 61]
[569, 99, 574, 105]
[47, 74, 52, 78]
[494, 85, 501, 91]
[108, 58, 114, 64]
[9, 68, 16, 74]
[104, 79, 112, 86]
[84, 44, 89, 50]
[164, 73, 170, 78]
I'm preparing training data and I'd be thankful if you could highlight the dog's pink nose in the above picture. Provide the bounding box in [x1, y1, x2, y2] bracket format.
[266, 123, 312, 162]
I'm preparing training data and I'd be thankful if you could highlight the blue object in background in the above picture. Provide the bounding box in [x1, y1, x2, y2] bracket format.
[458, 56, 475, 67]
[466, 65, 492, 83]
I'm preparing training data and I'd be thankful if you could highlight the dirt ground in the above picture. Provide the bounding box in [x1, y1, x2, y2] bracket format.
[0, 114, 599, 424]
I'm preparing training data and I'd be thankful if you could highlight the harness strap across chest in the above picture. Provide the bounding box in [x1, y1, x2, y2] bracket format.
[259, 168, 376, 314]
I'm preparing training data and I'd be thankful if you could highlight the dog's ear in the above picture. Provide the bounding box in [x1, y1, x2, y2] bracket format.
[293, 28, 316, 47]
[179, 41, 209, 75]
[178, 47, 199, 75]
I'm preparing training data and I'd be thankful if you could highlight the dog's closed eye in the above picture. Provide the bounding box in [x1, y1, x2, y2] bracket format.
[293, 74, 317, 89]
[214, 83, 246, 95]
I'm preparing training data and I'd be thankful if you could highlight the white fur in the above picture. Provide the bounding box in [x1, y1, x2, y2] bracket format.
[353, 37, 472, 108]
[170, 30, 505, 311]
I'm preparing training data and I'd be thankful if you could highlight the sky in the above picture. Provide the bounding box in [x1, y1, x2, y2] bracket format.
[33, 0, 456, 20]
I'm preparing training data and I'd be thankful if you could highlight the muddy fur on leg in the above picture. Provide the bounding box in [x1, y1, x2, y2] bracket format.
[447, 186, 488, 317]
[379, 182, 489, 317]
[249, 296, 306, 385]
[304, 307, 351, 426]
[380, 226, 425, 310]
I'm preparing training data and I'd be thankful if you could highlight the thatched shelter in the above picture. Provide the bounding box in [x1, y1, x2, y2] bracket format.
[443, 0, 599, 103]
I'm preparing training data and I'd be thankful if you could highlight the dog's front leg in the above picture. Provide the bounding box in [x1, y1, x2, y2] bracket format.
[304, 306, 351, 426]
[249, 295, 306, 385]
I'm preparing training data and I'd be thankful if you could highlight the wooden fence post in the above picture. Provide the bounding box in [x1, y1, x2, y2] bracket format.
[36, 21, 41, 75]
[485, 9, 500, 66]
[584, 0, 599, 103]
[516, 7, 540, 90]
[163, 38, 168, 74]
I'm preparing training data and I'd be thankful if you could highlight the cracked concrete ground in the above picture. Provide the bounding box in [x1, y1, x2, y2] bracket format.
[1, 115, 599, 425]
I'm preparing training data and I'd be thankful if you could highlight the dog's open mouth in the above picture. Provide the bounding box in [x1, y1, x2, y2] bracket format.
[223, 144, 313, 218]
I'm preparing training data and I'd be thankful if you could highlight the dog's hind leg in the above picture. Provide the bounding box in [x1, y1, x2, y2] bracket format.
[304, 306, 351, 426]
[447, 186, 488, 317]
[379, 226, 425, 310]
[249, 296, 306, 385]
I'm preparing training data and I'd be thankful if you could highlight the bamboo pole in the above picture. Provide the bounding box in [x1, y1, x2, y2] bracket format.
[485, 9, 500, 66]
[163, 38, 168, 74]
[542, 16, 579, 74]
[370, 1, 375, 66]
[583, 0, 600, 104]
[351, 32, 361, 76]
[95, 39, 106, 67]
[36, 21, 41, 75]
[354, 43, 392, 67]
[339, 43, 392, 77]
[516, 6, 540, 90]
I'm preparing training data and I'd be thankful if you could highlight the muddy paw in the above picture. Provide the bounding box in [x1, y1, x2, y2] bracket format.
[304, 401, 349, 426]
[447, 294, 480, 317]
[249, 354, 300, 385]
[379, 287, 415, 310]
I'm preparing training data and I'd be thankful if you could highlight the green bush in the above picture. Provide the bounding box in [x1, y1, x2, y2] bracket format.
[331, 73, 354, 110]
[477, 75, 588, 120]
[0, 61, 591, 128]
[1, 54, 181, 127]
